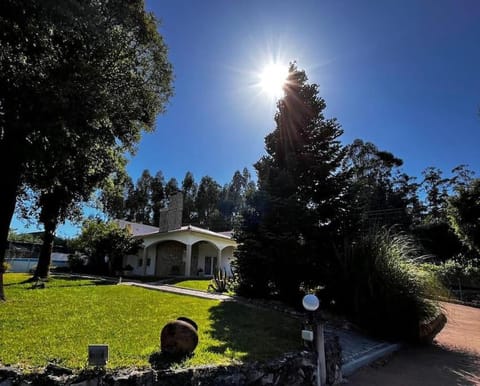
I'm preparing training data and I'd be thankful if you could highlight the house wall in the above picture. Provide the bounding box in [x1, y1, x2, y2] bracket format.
[124, 245, 157, 276]
[220, 246, 235, 275]
[7, 255, 69, 273]
[124, 254, 143, 276]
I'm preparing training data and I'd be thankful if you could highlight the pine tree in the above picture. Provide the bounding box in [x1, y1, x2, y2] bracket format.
[235, 63, 347, 303]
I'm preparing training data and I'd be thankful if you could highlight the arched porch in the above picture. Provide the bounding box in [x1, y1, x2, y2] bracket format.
[127, 225, 237, 278]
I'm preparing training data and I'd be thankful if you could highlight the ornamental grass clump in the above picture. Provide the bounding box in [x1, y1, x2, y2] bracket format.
[336, 228, 445, 341]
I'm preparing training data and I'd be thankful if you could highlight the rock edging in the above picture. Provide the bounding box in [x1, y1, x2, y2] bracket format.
[0, 337, 342, 386]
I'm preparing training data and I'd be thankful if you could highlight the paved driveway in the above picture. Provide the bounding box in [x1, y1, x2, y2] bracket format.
[347, 302, 480, 385]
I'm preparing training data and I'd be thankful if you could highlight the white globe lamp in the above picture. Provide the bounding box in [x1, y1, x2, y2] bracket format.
[302, 294, 320, 312]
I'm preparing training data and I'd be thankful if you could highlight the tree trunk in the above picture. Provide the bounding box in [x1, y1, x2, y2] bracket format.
[34, 222, 57, 279]
[0, 273, 5, 302]
[0, 152, 23, 301]
[34, 199, 60, 279]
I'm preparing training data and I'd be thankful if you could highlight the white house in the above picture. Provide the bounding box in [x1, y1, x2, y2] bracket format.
[119, 220, 237, 277]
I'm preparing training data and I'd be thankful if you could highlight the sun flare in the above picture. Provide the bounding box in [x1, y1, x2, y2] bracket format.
[258, 63, 289, 99]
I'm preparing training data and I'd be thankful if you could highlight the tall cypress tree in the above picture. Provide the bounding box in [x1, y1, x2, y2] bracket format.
[235, 63, 346, 302]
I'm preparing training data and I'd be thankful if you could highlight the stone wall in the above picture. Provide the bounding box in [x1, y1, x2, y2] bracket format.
[0, 341, 342, 386]
[155, 241, 185, 276]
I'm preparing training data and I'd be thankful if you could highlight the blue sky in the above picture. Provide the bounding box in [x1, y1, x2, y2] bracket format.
[12, 0, 480, 237]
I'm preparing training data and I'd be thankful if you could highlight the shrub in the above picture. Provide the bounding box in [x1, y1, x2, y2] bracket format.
[421, 258, 480, 289]
[208, 268, 235, 293]
[331, 228, 444, 341]
[411, 222, 463, 262]
[2, 261, 11, 272]
[68, 253, 87, 272]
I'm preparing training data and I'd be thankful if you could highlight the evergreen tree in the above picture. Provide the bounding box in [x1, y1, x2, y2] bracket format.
[341, 139, 412, 232]
[133, 170, 153, 224]
[196, 176, 221, 228]
[421, 167, 451, 223]
[165, 177, 179, 198]
[235, 63, 347, 302]
[181, 171, 198, 225]
[150, 171, 165, 227]
[124, 179, 137, 222]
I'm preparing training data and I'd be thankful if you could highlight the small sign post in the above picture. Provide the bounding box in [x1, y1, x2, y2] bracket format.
[88, 344, 109, 367]
[302, 294, 325, 386]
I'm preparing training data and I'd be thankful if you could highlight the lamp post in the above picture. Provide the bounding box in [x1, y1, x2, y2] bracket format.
[302, 294, 326, 386]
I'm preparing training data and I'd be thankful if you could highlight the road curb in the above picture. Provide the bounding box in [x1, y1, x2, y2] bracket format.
[342, 342, 402, 376]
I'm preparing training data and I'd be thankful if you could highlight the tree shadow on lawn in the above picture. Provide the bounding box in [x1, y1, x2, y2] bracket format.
[51, 274, 114, 287]
[205, 301, 301, 363]
[9, 274, 113, 288]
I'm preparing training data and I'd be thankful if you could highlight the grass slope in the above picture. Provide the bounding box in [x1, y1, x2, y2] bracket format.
[0, 274, 300, 370]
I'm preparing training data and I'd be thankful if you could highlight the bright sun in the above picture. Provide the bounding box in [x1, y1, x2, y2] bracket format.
[259, 63, 289, 99]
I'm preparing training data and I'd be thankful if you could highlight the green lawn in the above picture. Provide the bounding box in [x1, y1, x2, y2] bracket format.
[0, 273, 300, 370]
[172, 279, 211, 292]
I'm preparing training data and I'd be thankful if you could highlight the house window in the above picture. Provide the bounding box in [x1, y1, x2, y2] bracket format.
[146, 258, 151, 267]
[138, 258, 143, 267]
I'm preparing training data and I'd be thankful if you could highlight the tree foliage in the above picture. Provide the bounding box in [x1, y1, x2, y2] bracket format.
[341, 139, 416, 233]
[235, 63, 347, 302]
[72, 219, 143, 274]
[182, 171, 198, 224]
[0, 0, 173, 298]
[102, 168, 256, 231]
[448, 178, 480, 256]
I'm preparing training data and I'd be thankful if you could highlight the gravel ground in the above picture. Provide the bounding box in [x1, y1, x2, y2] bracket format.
[346, 302, 480, 385]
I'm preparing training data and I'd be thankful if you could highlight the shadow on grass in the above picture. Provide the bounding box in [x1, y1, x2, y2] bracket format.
[205, 301, 300, 363]
[6, 274, 113, 288]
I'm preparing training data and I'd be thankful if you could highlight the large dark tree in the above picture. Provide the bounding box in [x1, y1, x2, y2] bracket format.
[448, 178, 480, 257]
[0, 0, 173, 299]
[164, 177, 179, 198]
[133, 170, 154, 224]
[196, 176, 221, 228]
[421, 167, 451, 223]
[218, 171, 245, 229]
[235, 63, 347, 303]
[341, 139, 414, 232]
[23, 145, 122, 279]
[181, 171, 198, 225]
[150, 171, 166, 227]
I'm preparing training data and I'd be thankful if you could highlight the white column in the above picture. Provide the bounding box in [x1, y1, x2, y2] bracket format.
[142, 246, 148, 276]
[217, 246, 222, 271]
[184, 244, 192, 276]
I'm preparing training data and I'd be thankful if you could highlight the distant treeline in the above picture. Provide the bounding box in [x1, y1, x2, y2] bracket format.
[100, 168, 256, 232]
